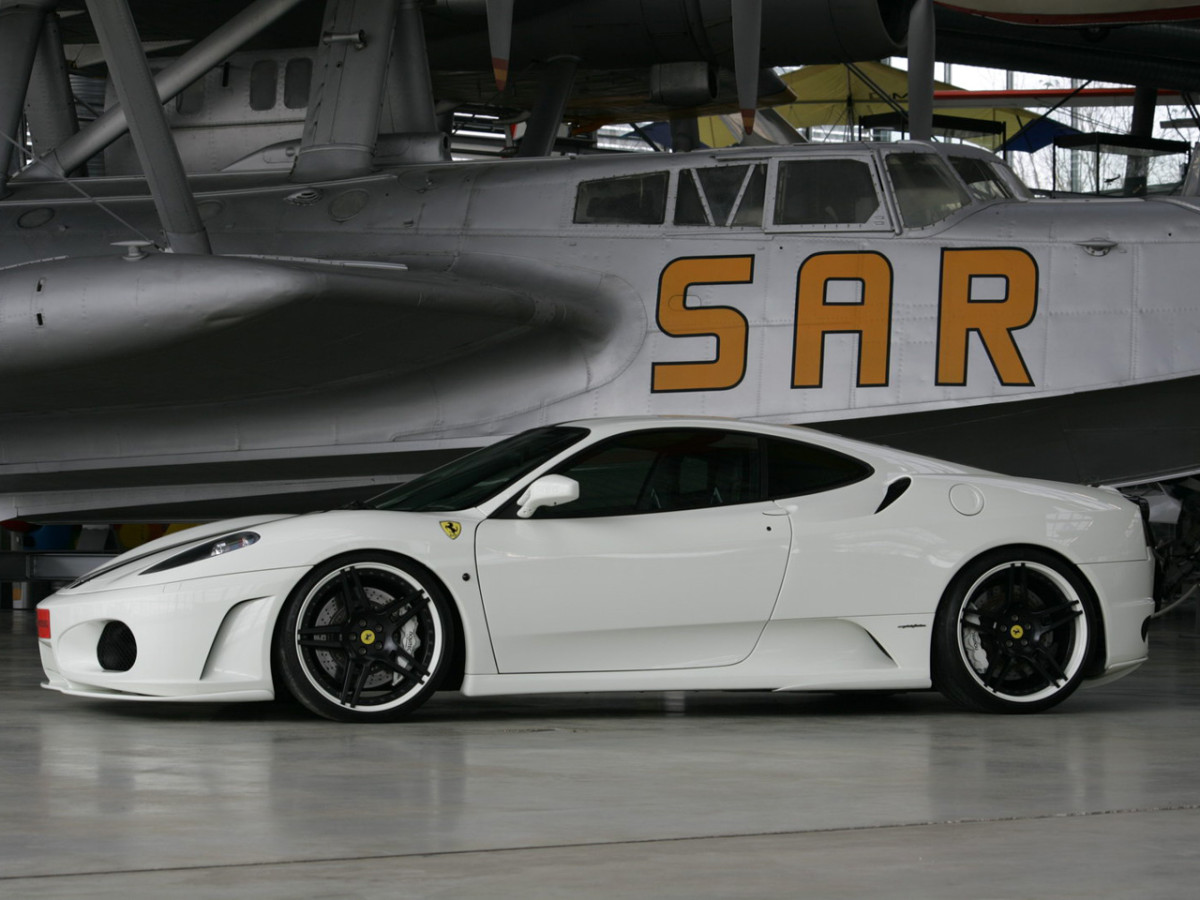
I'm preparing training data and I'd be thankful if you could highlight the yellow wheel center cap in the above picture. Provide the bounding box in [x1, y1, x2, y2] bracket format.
[360, 629, 377, 645]
[1010, 624, 1025, 640]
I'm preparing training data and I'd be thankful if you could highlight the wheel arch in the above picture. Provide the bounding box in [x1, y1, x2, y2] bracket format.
[931, 542, 1108, 682]
[268, 547, 468, 700]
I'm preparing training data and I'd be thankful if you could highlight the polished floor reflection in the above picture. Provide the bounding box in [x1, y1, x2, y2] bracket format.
[2, 608, 1198, 898]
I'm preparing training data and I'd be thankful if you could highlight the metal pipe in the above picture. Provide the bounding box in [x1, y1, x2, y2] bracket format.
[387, 0, 438, 134]
[516, 56, 578, 158]
[907, 0, 935, 142]
[85, 0, 210, 253]
[0, 4, 47, 194]
[25, 11, 78, 161]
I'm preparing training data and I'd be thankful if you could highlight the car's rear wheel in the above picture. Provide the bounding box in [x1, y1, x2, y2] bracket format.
[275, 553, 454, 722]
[933, 548, 1096, 714]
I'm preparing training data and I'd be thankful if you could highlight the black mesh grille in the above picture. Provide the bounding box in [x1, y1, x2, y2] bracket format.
[97, 622, 137, 672]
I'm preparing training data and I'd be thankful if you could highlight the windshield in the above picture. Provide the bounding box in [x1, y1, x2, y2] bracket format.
[885, 152, 971, 228]
[368, 426, 589, 512]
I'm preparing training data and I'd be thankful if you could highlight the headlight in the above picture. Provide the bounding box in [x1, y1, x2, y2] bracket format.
[141, 531, 260, 574]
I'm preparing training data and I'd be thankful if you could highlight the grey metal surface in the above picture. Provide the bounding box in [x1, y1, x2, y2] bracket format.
[21, 0, 308, 181]
[84, 0, 211, 254]
[2, 608, 1198, 898]
[0, 3, 46, 191]
[0, 551, 114, 581]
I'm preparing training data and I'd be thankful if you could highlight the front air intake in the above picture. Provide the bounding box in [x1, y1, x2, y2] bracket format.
[98, 622, 137, 672]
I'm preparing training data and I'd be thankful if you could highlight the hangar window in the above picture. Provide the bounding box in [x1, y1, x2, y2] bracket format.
[773, 159, 881, 226]
[284, 58, 312, 109]
[675, 164, 767, 227]
[885, 152, 971, 228]
[249, 59, 278, 111]
[574, 172, 669, 224]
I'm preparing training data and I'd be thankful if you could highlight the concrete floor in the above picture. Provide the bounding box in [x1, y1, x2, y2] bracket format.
[2, 609, 1198, 899]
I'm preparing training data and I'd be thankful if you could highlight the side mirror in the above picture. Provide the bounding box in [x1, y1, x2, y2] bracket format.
[515, 475, 579, 519]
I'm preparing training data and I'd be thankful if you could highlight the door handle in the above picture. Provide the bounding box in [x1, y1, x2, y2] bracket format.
[1077, 239, 1117, 257]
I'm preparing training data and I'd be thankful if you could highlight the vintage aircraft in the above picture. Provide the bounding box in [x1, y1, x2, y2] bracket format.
[3, 0, 1200, 528]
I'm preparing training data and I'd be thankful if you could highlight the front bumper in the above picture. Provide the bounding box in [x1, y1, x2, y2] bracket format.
[38, 567, 307, 701]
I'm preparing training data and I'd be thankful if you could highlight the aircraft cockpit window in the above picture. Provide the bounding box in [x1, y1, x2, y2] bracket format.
[574, 172, 669, 224]
[674, 164, 767, 227]
[949, 156, 1013, 202]
[773, 160, 880, 226]
[885, 153, 972, 229]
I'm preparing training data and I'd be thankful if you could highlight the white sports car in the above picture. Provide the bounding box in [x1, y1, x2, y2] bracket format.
[37, 418, 1155, 720]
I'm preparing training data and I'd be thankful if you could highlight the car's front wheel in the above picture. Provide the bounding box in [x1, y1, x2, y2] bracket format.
[933, 548, 1097, 714]
[275, 552, 454, 722]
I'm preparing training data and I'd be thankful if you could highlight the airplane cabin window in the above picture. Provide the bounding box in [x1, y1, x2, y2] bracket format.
[885, 152, 972, 228]
[675, 165, 767, 227]
[774, 159, 880, 225]
[249, 59, 278, 111]
[949, 155, 1013, 201]
[574, 172, 669, 224]
[730, 164, 767, 226]
[675, 171, 709, 224]
[284, 58, 312, 109]
[763, 438, 873, 499]
[175, 80, 204, 116]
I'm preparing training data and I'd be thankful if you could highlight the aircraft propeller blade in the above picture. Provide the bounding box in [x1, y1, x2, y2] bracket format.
[732, 0, 763, 137]
[486, 0, 514, 92]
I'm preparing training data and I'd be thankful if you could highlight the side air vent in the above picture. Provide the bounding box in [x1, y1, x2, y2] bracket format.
[875, 477, 911, 513]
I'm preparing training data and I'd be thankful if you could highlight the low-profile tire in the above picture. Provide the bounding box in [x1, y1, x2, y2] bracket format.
[275, 552, 455, 722]
[933, 548, 1097, 714]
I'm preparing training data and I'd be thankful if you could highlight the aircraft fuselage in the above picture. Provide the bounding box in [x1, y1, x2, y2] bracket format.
[4, 140, 1200, 517]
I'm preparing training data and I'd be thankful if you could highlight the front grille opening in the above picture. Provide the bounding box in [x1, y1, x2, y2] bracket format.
[98, 622, 137, 672]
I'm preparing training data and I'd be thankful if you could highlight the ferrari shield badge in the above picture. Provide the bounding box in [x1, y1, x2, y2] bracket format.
[440, 520, 462, 540]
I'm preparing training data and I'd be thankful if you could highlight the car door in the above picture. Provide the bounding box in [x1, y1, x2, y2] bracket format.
[474, 428, 792, 673]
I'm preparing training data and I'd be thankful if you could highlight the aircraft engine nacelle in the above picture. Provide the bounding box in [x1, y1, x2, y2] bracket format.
[650, 63, 718, 108]
[427, 0, 911, 70]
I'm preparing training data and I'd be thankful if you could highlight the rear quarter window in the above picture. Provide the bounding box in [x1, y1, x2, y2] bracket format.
[765, 437, 873, 498]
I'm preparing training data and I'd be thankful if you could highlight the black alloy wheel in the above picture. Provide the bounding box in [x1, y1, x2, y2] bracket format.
[275, 552, 454, 722]
[934, 548, 1096, 714]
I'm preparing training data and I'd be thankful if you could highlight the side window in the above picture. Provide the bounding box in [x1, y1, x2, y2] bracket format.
[675, 164, 767, 227]
[574, 172, 669, 224]
[949, 155, 1013, 201]
[249, 59, 278, 111]
[284, 58, 312, 109]
[175, 80, 204, 115]
[764, 438, 872, 499]
[885, 152, 971, 228]
[774, 159, 880, 226]
[530, 429, 763, 518]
